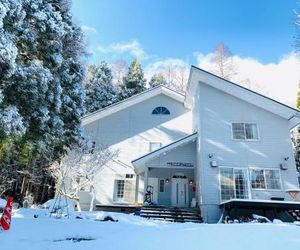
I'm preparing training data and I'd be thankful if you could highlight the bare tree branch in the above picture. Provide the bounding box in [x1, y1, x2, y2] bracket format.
[49, 140, 118, 211]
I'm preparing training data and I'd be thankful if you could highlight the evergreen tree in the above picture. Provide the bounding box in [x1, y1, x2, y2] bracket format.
[149, 73, 168, 88]
[0, 0, 85, 197]
[85, 61, 116, 114]
[118, 59, 146, 100]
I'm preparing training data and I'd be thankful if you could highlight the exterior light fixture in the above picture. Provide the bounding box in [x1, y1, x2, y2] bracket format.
[189, 180, 194, 185]
[165, 179, 169, 184]
[208, 153, 217, 167]
[280, 156, 289, 170]
[210, 161, 217, 167]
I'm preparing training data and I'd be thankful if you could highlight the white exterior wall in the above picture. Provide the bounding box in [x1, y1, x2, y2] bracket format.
[196, 83, 299, 223]
[83, 94, 192, 207]
[144, 142, 197, 206]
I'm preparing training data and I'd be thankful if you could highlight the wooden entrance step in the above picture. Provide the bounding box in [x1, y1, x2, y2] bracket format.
[140, 205, 202, 223]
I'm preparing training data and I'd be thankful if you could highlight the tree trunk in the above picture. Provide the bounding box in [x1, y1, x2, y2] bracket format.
[89, 186, 95, 212]
[75, 199, 82, 212]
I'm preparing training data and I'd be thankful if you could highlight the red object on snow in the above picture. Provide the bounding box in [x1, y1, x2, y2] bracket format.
[0, 196, 13, 231]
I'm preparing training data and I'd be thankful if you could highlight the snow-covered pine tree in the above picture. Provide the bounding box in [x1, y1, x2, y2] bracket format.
[149, 73, 168, 88]
[0, 0, 25, 139]
[85, 61, 116, 114]
[0, 0, 85, 198]
[118, 59, 146, 100]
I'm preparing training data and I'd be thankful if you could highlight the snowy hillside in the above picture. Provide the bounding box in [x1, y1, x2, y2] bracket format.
[1, 209, 300, 250]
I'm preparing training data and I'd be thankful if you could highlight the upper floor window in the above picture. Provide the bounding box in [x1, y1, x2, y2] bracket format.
[152, 106, 170, 115]
[231, 122, 259, 140]
[149, 142, 162, 152]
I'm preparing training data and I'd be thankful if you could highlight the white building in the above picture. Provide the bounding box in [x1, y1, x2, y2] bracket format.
[78, 66, 300, 223]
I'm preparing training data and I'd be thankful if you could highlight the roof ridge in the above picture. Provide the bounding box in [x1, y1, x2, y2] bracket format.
[191, 65, 299, 113]
[82, 85, 185, 120]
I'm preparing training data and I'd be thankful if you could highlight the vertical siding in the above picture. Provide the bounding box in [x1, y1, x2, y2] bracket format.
[196, 83, 299, 222]
[83, 94, 192, 206]
[144, 141, 197, 205]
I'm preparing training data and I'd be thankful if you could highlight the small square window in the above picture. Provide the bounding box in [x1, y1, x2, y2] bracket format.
[232, 123, 259, 140]
[149, 142, 162, 152]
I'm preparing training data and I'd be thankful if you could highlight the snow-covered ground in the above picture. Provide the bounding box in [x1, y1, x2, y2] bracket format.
[1, 208, 300, 250]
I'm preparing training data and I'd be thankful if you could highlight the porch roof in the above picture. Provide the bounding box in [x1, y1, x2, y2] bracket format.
[132, 132, 198, 174]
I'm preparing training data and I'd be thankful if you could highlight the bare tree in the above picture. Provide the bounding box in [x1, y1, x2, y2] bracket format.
[163, 62, 175, 87]
[50, 141, 118, 211]
[154, 62, 189, 93]
[173, 66, 189, 93]
[111, 59, 128, 86]
[238, 77, 269, 95]
[210, 42, 237, 80]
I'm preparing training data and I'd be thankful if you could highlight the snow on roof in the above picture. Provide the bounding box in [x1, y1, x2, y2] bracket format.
[82, 85, 185, 126]
[185, 66, 300, 129]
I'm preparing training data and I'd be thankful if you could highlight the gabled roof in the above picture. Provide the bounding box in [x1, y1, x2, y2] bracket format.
[185, 66, 300, 129]
[132, 132, 197, 174]
[82, 85, 185, 126]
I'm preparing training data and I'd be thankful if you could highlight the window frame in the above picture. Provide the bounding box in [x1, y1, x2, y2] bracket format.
[149, 142, 162, 152]
[114, 179, 125, 202]
[159, 179, 165, 193]
[250, 168, 283, 191]
[231, 122, 260, 141]
[152, 106, 170, 115]
[113, 178, 135, 203]
[218, 166, 251, 202]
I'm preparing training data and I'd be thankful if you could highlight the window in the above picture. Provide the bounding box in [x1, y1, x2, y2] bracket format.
[114, 179, 134, 203]
[116, 180, 125, 199]
[159, 179, 165, 192]
[250, 169, 281, 190]
[152, 106, 170, 115]
[232, 122, 259, 140]
[149, 142, 162, 152]
[220, 168, 249, 202]
[250, 169, 265, 189]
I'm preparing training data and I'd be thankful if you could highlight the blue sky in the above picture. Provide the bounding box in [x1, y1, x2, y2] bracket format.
[71, 0, 300, 106]
[72, 0, 299, 64]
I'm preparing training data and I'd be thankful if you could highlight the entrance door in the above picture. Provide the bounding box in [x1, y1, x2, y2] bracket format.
[171, 178, 189, 207]
[148, 178, 158, 203]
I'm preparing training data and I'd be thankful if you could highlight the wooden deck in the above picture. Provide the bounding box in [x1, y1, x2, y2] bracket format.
[220, 199, 300, 222]
[95, 204, 142, 213]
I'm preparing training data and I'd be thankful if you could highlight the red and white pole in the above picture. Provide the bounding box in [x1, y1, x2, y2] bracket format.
[0, 196, 13, 231]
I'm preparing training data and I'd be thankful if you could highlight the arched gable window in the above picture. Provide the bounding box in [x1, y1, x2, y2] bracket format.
[152, 106, 170, 115]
